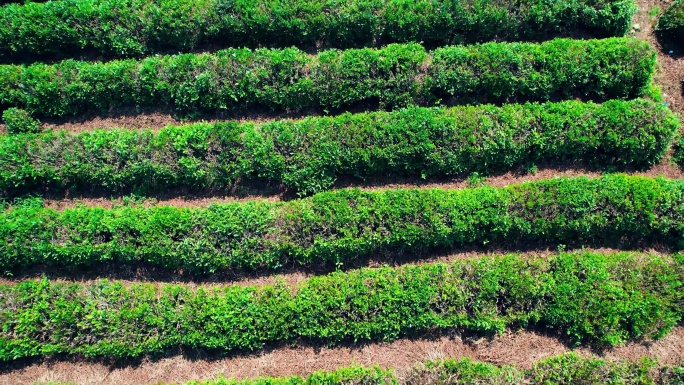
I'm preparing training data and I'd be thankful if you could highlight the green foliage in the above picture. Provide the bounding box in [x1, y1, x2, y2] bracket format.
[0, 99, 677, 196]
[656, 0, 684, 52]
[2, 175, 684, 274]
[674, 136, 684, 168]
[1, 107, 40, 134]
[0, 0, 637, 61]
[183, 367, 395, 385]
[529, 354, 656, 384]
[0, 38, 656, 118]
[410, 353, 684, 384]
[0, 0, 47, 4]
[0, 252, 682, 361]
[414, 358, 523, 384]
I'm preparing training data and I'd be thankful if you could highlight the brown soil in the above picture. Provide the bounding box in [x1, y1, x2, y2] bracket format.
[34, 107, 320, 134]
[2, 326, 682, 385]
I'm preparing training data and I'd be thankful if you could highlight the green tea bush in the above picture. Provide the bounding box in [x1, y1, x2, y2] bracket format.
[2, 175, 684, 274]
[0, 0, 46, 4]
[674, 137, 684, 168]
[1, 107, 40, 134]
[183, 367, 395, 385]
[0, 252, 682, 360]
[656, 0, 684, 52]
[0, 39, 655, 118]
[409, 353, 684, 385]
[0, 99, 677, 196]
[0, 0, 637, 61]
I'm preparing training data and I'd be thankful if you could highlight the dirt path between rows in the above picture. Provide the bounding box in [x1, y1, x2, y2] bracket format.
[2, 326, 682, 385]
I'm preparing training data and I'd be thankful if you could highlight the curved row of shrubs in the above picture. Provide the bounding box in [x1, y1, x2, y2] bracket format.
[40, 355, 684, 384]
[1, 99, 678, 197]
[0, 38, 656, 118]
[0, 0, 637, 61]
[31, 356, 684, 385]
[2, 251, 683, 361]
[2, 174, 684, 274]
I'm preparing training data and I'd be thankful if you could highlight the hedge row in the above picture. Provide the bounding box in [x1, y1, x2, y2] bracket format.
[674, 137, 684, 168]
[408, 354, 684, 385]
[1, 0, 46, 4]
[0, 0, 637, 61]
[182, 367, 394, 385]
[656, 0, 684, 52]
[3, 174, 684, 274]
[1, 251, 683, 361]
[1, 99, 677, 197]
[0, 38, 656, 118]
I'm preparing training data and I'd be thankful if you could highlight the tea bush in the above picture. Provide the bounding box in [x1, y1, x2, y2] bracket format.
[656, 0, 684, 52]
[2, 175, 684, 274]
[0, 99, 676, 196]
[1, 252, 681, 360]
[1, 107, 40, 134]
[0, 39, 655, 118]
[0, 0, 637, 61]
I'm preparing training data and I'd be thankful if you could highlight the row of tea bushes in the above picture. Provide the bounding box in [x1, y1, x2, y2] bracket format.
[1, 251, 682, 360]
[1, 99, 677, 196]
[0, 39, 655, 118]
[407, 354, 684, 385]
[2, 175, 684, 274]
[0, 0, 637, 61]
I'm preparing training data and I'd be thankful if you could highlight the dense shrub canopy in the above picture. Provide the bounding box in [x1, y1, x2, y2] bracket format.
[0, 99, 677, 197]
[1, 107, 40, 134]
[0, 39, 656, 118]
[0, 0, 637, 62]
[2, 175, 684, 274]
[657, 0, 684, 52]
[0, 252, 682, 360]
